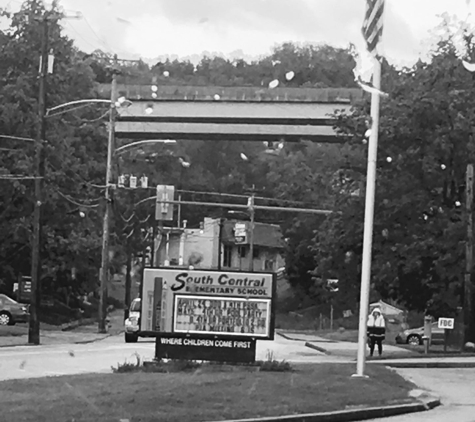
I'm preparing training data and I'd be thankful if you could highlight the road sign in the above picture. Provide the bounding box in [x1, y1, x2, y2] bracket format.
[155, 185, 175, 221]
[18, 276, 32, 302]
[155, 333, 256, 363]
[142, 268, 276, 363]
[234, 222, 247, 244]
[438, 317, 454, 330]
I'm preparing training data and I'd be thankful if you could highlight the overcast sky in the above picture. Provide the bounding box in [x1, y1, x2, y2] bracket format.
[1, 0, 474, 66]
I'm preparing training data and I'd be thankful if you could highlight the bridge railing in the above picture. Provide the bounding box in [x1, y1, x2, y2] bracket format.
[96, 84, 363, 103]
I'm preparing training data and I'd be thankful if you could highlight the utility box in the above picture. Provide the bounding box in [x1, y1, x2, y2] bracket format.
[155, 185, 175, 221]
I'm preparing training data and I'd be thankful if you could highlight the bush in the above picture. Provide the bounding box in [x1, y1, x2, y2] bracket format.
[256, 350, 293, 372]
[112, 355, 203, 373]
[111, 352, 292, 374]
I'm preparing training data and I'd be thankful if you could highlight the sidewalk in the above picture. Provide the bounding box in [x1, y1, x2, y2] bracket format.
[0, 311, 124, 347]
[276, 331, 475, 368]
[278, 330, 417, 359]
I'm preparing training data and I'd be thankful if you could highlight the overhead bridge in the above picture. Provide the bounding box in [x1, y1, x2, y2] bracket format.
[97, 85, 362, 143]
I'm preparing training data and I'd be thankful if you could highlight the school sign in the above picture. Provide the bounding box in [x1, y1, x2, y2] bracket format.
[140, 268, 276, 362]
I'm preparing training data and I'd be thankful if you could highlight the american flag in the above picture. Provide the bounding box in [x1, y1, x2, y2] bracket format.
[362, 0, 385, 56]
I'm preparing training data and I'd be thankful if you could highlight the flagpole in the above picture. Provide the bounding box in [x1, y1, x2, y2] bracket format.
[354, 57, 382, 377]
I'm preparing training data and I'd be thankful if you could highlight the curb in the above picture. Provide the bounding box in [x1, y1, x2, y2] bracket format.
[74, 334, 112, 344]
[305, 341, 331, 355]
[61, 318, 96, 331]
[0, 330, 123, 348]
[382, 361, 475, 368]
[0, 342, 36, 349]
[304, 342, 475, 368]
[277, 331, 335, 343]
[73, 330, 124, 344]
[207, 398, 440, 422]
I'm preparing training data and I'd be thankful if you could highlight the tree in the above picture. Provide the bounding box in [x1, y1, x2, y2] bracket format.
[0, 0, 106, 301]
[314, 16, 475, 328]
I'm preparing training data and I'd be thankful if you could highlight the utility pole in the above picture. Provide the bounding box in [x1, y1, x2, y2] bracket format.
[29, 15, 49, 345]
[218, 218, 224, 270]
[124, 244, 132, 319]
[248, 189, 255, 272]
[98, 62, 118, 333]
[465, 163, 474, 345]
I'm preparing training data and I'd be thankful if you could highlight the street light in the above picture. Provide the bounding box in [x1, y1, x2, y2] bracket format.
[115, 139, 176, 156]
[41, 84, 132, 334]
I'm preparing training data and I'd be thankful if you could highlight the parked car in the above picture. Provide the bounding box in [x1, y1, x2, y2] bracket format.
[0, 294, 29, 325]
[124, 298, 141, 343]
[395, 321, 445, 346]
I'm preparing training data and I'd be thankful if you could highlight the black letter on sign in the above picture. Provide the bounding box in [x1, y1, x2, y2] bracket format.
[171, 273, 187, 291]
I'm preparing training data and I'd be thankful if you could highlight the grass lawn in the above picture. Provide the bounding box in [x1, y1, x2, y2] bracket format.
[1, 363, 417, 422]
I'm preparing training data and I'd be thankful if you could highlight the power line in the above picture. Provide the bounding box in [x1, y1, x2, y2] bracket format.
[81, 110, 110, 122]
[55, 189, 100, 208]
[47, 160, 107, 190]
[0, 175, 42, 180]
[65, 20, 105, 52]
[82, 15, 115, 54]
[0, 134, 35, 142]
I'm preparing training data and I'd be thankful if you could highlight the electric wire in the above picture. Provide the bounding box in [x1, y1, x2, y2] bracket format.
[65, 20, 104, 52]
[80, 110, 110, 122]
[82, 15, 115, 54]
[0, 134, 35, 142]
[47, 159, 107, 190]
[0, 175, 42, 180]
[55, 189, 99, 208]
[54, 186, 102, 204]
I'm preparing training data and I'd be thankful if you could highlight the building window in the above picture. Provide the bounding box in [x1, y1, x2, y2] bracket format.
[265, 259, 275, 271]
[238, 246, 247, 258]
[223, 245, 232, 267]
[252, 247, 260, 259]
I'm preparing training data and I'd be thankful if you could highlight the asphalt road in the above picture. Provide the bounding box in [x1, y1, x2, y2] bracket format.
[0, 333, 346, 381]
[370, 368, 475, 422]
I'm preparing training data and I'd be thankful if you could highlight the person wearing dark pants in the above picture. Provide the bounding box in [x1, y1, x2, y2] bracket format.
[367, 308, 386, 357]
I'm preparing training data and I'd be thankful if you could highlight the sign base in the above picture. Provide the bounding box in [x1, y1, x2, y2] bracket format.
[155, 333, 256, 363]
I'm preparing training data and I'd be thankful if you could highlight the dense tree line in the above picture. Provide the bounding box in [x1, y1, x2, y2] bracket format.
[1, 0, 473, 332]
[0, 0, 354, 306]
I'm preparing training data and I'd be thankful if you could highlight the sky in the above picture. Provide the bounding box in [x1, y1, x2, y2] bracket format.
[1, 0, 474, 67]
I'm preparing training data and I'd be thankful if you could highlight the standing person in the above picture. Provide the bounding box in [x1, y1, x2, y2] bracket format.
[367, 307, 386, 357]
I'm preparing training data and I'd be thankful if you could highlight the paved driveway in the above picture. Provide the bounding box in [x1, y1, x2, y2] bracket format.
[369, 368, 475, 422]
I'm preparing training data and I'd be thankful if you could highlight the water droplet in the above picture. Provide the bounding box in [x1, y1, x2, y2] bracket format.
[285, 71, 295, 81]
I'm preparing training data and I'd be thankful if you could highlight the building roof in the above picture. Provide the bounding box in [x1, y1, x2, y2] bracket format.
[222, 220, 286, 249]
[370, 300, 405, 316]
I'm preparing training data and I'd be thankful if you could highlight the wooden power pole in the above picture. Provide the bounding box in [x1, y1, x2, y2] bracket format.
[248, 189, 256, 272]
[98, 65, 118, 333]
[29, 15, 49, 345]
[465, 163, 474, 345]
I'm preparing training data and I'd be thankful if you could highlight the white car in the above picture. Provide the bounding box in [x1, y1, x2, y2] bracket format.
[124, 298, 141, 343]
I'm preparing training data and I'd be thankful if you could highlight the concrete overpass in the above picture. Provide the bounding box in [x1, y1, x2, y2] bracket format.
[97, 85, 362, 142]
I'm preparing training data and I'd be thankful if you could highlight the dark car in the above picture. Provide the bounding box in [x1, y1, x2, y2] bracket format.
[0, 294, 29, 325]
[395, 322, 445, 346]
